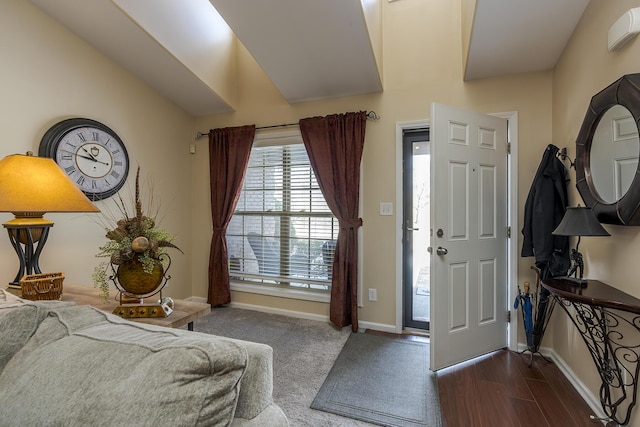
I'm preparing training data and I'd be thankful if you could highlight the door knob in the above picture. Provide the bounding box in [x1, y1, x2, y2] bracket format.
[436, 246, 448, 256]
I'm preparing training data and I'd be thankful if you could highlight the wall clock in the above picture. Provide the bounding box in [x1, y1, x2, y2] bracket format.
[38, 118, 130, 201]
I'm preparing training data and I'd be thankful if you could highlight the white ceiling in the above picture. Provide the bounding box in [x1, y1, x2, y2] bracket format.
[466, 0, 590, 80]
[209, 0, 383, 103]
[29, 0, 590, 116]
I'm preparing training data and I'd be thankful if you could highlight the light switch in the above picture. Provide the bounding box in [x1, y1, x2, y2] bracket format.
[379, 202, 393, 216]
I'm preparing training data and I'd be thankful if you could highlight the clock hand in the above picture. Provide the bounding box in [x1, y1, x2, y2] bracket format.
[81, 146, 98, 161]
[58, 149, 110, 166]
[80, 146, 112, 166]
[59, 148, 95, 162]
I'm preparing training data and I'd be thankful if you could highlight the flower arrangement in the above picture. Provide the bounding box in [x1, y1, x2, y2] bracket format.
[93, 167, 182, 301]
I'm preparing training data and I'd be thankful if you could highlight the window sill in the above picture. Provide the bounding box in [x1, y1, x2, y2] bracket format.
[230, 281, 330, 303]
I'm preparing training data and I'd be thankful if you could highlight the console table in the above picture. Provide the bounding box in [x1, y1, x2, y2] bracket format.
[542, 278, 640, 426]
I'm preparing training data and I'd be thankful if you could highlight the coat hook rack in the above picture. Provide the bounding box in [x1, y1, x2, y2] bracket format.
[558, 147, 576, 169]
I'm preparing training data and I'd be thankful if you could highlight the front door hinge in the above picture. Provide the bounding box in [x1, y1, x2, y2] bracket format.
[507, 310, 511, 323]
[507, 142, 511, 155]
[507, 226, 511, 238]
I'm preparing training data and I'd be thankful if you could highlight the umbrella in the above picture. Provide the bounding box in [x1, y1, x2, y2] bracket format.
[514, 283, 534, 349]
[532, 263, 558, 351]
[514, 266, 557, 366]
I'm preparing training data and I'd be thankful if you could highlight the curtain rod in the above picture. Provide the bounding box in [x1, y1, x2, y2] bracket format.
[195, 110, 380, 140]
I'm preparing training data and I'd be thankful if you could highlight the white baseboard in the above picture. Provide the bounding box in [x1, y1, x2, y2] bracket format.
[516, 343, 606, 422]
[222, 305, 398, 334]
[186, 296, 398, 333]
[548, 350, 607, 422]
[357, 320, 397, 334]
[187, 296, 332, 323]
[229, 301, 331, 323]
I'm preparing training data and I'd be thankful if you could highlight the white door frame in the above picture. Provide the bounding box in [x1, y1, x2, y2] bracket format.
[394, 111, 519, 352]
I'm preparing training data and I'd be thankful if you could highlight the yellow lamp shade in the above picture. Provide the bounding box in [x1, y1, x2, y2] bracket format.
[0, 153, 100, 215]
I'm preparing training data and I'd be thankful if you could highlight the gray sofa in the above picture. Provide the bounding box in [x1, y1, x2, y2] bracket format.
[0, 290, 288, 426]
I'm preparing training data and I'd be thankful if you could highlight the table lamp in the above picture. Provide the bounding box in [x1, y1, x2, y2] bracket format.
[0, 152, 100, 288]
[552, 205, 610, 286]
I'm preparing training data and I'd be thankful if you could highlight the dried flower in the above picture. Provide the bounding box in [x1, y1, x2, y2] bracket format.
[93, 167, 182, 302]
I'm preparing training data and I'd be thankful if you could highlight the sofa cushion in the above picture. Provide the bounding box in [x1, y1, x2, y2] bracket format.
[0, 305, 248, 427]
[231, 339, 275, 420]
[0, 291, 73, 373]
[231, 403, 289, 427]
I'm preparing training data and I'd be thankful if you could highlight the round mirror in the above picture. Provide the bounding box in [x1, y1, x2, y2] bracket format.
[576, 73, 640, 225]
[590, 105, 640, 204]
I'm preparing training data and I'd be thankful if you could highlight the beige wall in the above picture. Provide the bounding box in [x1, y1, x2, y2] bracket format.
[553, 1, 640, 424]
[1, 0, 554, 331]
[192, 0, 554, 327]
[0, 2, 195, 300]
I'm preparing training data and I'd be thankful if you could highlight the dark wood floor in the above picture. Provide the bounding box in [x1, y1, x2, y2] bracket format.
[365, 331, 603, 427]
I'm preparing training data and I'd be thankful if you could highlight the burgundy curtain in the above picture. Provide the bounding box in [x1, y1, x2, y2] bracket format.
[299, 111, 366, 332]
[208, 125, 255, 305]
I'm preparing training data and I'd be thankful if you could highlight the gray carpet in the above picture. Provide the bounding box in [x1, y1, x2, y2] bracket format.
[191, 306, 376, 426]
[312, 333, 442, 427]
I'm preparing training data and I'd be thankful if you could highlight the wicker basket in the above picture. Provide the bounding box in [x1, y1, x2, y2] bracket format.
[20, 272, 64, 301]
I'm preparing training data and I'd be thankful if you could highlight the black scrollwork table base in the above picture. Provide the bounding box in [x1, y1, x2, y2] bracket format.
[542, 278, 640, 426]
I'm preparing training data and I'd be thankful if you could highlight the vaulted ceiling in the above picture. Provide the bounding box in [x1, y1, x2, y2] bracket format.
[29, 0, 590, 117]
[465, 0, 590, 80]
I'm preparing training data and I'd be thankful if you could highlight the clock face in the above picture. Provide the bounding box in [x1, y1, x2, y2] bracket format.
[39, 118, 130, 201]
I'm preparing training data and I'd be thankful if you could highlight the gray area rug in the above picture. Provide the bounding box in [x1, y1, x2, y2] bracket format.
[191, 306, 376, 426]
[312, 333, 442, 427]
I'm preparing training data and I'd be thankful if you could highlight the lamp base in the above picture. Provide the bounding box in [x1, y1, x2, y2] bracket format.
[3, 218, 54, 287]
[560, 276, 588, 287]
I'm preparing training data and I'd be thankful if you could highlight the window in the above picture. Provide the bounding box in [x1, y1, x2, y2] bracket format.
[227, 132, 338, 295]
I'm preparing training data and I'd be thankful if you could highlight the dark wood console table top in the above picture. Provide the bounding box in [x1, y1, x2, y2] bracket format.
[542, 278, 640, 314]
[541, 277, 640, 426]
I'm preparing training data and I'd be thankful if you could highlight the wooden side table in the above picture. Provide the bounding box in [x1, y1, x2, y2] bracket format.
[7, 283, 211, 331]
[542, 278, 640, 426]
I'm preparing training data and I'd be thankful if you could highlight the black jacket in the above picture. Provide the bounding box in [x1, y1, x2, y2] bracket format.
[521, 144, 570, 277]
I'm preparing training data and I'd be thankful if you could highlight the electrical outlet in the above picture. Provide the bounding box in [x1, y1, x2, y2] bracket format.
[368, 288, 377, 302]
[379, 202, 393, 216]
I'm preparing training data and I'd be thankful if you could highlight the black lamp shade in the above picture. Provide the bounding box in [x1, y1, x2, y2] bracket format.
[552, 206, 610, 237]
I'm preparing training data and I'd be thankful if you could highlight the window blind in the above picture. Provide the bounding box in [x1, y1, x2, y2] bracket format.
[227, 143, 338, 290]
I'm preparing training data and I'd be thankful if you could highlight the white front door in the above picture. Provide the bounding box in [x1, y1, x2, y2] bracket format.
[430, 103, 508, 370]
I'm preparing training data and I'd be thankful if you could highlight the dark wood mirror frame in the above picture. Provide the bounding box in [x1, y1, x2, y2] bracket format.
[576, 73, 640, 225]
